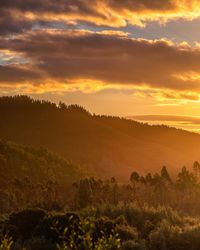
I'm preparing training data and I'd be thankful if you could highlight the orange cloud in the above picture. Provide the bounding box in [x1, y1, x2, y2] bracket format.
[1, 29, 200, 102]
[1, 0, 200, 31]
[1, 30, 200, 86]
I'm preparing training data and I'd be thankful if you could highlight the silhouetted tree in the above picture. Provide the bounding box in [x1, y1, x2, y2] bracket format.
[193, 161, 200, 179]
[161, 166, 172, 183]
[77, 179, 93, 208]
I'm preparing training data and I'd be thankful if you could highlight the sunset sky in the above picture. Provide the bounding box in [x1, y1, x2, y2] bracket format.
[1, 0, 200, 132]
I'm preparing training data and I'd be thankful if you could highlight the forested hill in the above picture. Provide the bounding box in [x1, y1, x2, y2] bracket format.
[0, 138, 83, 189]
[0, 138, 85, 212]
[0, 95, 200, 180]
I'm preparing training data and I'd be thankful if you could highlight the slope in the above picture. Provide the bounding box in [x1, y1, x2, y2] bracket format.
[0, 95, 199, 180]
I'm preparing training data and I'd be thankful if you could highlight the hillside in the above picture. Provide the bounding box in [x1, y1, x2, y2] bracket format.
[0, 95, 200, 180]
[0, 138, 83, 212]
[0, 138, 83, 185]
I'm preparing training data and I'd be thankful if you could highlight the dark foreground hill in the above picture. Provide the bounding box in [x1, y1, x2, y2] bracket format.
[0, 95, 200, 180]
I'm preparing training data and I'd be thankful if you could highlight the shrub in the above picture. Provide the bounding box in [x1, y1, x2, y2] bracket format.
[116, 225, 138, 241]
[122, 240, 147, 250]
[34, 212, 81, 243]
[13, 237, 56, 250]
[8, 209, 46, 240]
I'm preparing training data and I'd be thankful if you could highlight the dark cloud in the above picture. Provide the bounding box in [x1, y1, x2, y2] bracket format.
[0, 0, 103, 34]
[1, 0, 198, 16]
[0, 64, 41, 83]
[0, 0, 98, 14]
[1, 30, 200, 92]
[0, 11, 33, 35]
[1, 0, 200, 36]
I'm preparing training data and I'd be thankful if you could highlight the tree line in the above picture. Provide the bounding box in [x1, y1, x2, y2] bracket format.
[73, 163, 200, 216]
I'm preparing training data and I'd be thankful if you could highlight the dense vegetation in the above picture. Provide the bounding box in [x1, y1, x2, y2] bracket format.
[1, 95, 200, 249]
[2, 200, 200, 249]
[72, 164, 200, 215]
[0, 95, 200, 180]
[0, 139, 83, 213]
[1, 161, 200, 249]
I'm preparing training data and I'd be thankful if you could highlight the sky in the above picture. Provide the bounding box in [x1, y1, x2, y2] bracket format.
[1, 0, 200, 132]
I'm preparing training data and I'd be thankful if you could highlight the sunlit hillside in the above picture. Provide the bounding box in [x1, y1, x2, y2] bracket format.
[0, 95, 199, 180]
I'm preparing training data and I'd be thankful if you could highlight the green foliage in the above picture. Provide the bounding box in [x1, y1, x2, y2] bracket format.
[57, 218, 120, 250]
[0, 209, 121, 250]
[0, 235, 13, 250]
[2, 205, 200, 250]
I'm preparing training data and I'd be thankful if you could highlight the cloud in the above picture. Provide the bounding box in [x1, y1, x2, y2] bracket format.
[162, 92, 200, 101]
[0, 12, 33, 35]
[1, 0, 200, 112]
[128, 115, 200, 125]
[1, 0, 200, 34]
[0, 64, 41, 83]
[1, 29, 200, 97]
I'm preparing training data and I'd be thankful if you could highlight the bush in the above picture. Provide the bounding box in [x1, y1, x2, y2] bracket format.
[122, 240, 147, 250]
[149, 220, 180, 250]
[34, 212, 80, 243]
[8, 209, 46, 240]
[116, 225, 138, 241]
[13, 237, 56, 250]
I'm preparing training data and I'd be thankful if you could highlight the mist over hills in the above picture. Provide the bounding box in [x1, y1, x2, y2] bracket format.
[0, 95, 200, 180]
